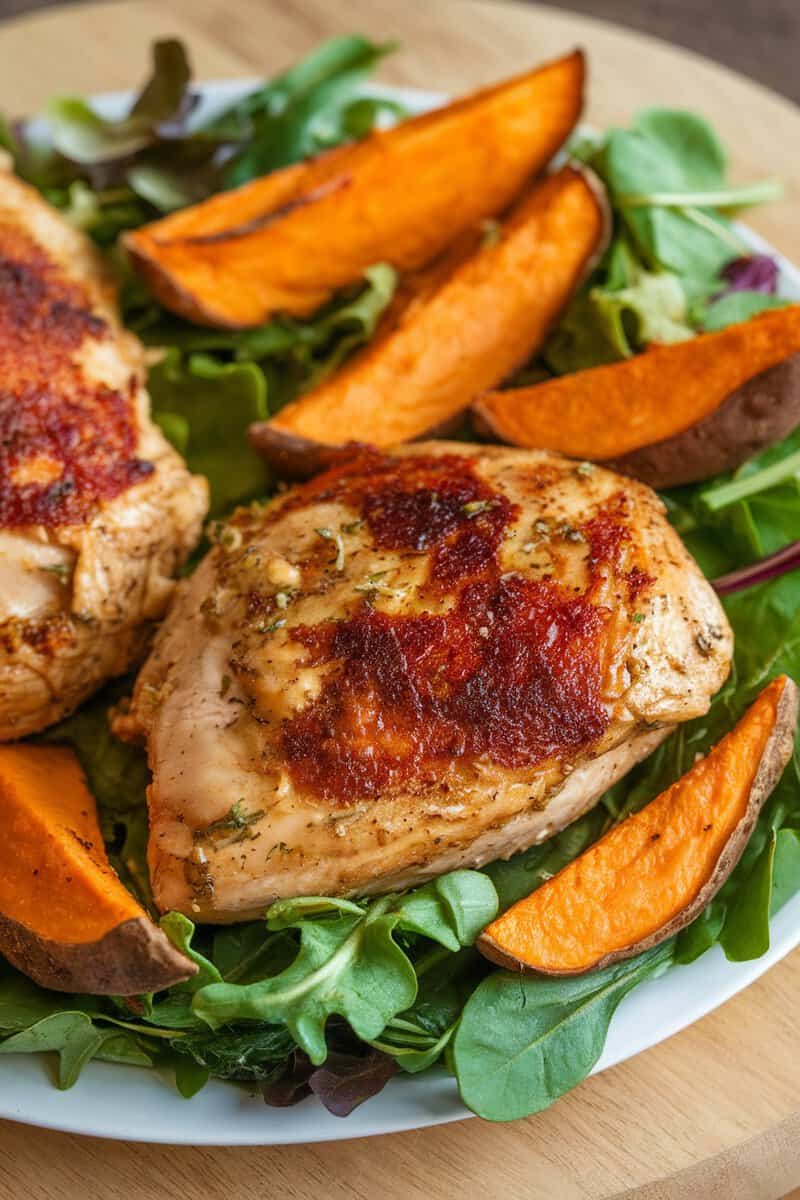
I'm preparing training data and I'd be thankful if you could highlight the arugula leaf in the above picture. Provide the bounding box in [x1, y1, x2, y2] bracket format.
[0, 1013, 122, 1089]
[702, 291, 789, 331]
[453, 942, 675, 1121]
[193, 896, 417, 1062]
[221, 36, 396, 186]
[160, 913, 222, 990]
[192, 874, 497, 1063]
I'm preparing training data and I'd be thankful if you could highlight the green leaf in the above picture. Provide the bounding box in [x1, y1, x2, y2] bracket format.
[148, 349, 269, 515]
[396, 871, 498, 951]
[95, 1031, 154, 1070]
[721, 831, 776, 961]
[222, 36, 397, 186]
[172, 1023, 295, 1084]
[0, 969, 72, 1033]
[702, 291, 789, 331]
[543, 235, 693, 376]
[160, 913, 222, 990]
[174, 1057, 210, 1098]
[771, 828, 800, 915]
[675, 899, 726, 964]
[454, 942, 674, 1120]
[47, 40, 193, 166]
[0, 1013, 115, 1089]
[192, 895, 417, 1063]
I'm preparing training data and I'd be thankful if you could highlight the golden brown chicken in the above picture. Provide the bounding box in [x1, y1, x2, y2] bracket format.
[0, 170, 207, 739]
[118, 443, 732, 922]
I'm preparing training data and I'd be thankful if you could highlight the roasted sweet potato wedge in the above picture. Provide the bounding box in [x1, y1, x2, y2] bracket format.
[479, 675, 798, 976]
[0, 744, 196, 994]
[125, 50, 585, 327]
[249, 166, 609, 477]
[473, 306, 800, 487]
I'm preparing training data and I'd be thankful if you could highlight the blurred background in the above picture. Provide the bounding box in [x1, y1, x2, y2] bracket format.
[0, 0, 797, 103]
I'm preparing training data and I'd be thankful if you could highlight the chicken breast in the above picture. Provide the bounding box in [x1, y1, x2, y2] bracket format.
[0, 170, 208, 739]
[118, 442, 732, 921]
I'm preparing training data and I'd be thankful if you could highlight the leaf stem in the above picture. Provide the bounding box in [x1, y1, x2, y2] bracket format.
[700, 449, 800, 512]
[619, 179, 783, 209]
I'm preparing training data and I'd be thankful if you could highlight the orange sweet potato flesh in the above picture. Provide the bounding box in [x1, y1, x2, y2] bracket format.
[479, 675, 799, 976]
[249, 166, 608, 477]
[125, 50, 585, 328]
[0, 744, 196, 994]
[473, 306, 800, 485]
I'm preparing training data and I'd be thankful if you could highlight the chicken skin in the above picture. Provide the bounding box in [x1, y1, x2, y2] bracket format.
[118, 443, 732, 921]
[0, 170, 207, 739]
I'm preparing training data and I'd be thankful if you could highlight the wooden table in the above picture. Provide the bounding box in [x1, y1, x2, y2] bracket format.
[1, 2, 800, 1197]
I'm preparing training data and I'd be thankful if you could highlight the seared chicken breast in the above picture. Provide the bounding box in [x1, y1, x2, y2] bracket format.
[0, 170, 208, 739]
[118, 443, 732, 921]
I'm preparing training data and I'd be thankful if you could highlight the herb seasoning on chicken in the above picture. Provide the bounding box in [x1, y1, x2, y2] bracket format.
[0, 170, 208, 739]
[118, 443, 732, 921]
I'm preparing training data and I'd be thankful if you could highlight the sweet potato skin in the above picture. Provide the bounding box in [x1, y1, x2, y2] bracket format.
[478, 676, 799, 976]
[0, 912, 193, 995]
[250, 166, 609, 478]
[125, 51, 586, 328]
[0, 744, 195, 995]
[608, 353, 800, 488]
[473, 306, 800, 485]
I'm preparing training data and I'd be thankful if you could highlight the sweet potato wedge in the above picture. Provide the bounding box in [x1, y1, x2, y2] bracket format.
[478, 676, 798, 976]
[125, 50, 585, 327]
[473, 306, 800, 488]
[0, 744, 196, 994]
[249, 166, 609, 478]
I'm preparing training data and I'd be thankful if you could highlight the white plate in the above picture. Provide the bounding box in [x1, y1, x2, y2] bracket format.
[3, 80, 800, 1145]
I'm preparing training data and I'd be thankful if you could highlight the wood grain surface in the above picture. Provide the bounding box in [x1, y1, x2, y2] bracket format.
[0, 3, 800, 1198]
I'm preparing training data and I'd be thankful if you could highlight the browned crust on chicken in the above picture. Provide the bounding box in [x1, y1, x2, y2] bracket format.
[119, 443, 732, 921]
[0, 170, 208, 739]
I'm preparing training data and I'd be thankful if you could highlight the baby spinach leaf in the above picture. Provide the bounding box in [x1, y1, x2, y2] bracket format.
[771, 828, 800, 915]
[396, 870, 498, 951]
[675, 899, 726, 965]
[702, 291, 789, 331]
[720, 832, 776, 961]
[454, 942, 675, 1121]
[174, 1057, 211, 1098]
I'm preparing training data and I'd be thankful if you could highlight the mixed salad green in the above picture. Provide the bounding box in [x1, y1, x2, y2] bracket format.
[1, 37, 800, 1123]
